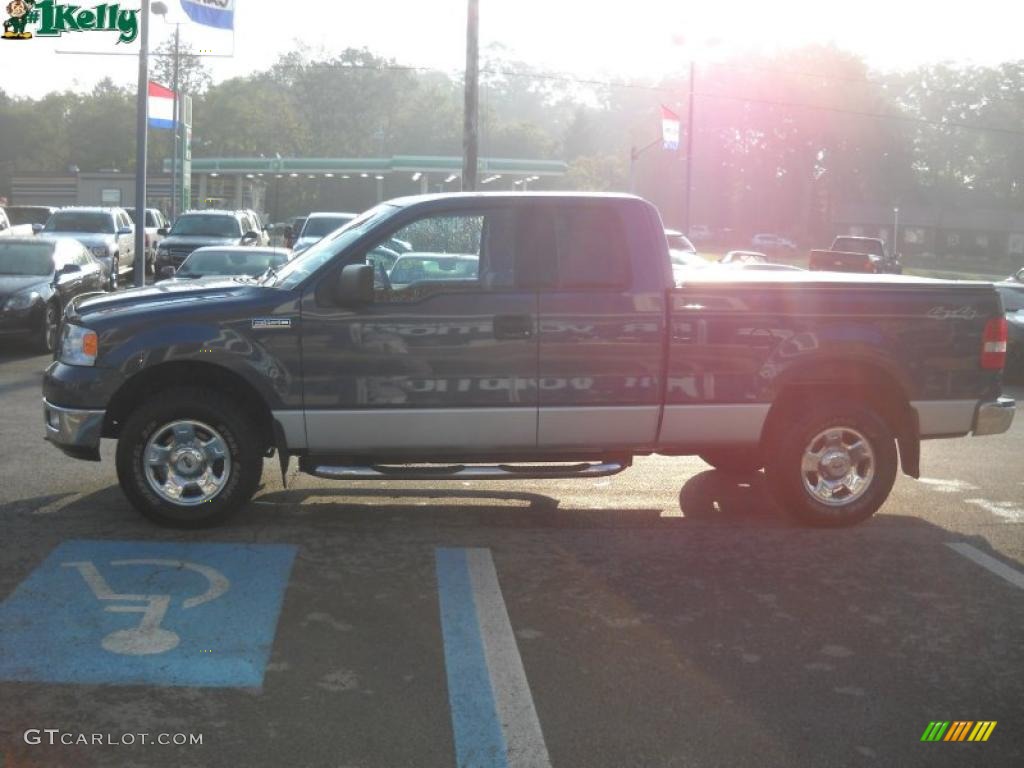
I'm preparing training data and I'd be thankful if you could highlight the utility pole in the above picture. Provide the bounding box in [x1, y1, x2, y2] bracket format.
[169, 22, 180, 220]
[461, 0, 479, 191]
[683, 60, 695, 234]
[132, 0, 153, 288]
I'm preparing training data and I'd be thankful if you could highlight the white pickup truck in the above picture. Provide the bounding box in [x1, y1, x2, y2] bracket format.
[0, 207, 36, 238]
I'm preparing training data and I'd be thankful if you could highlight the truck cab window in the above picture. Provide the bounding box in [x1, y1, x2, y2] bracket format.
[367, 212, 522, 303]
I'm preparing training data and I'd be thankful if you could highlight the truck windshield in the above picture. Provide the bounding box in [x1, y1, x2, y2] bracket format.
[0, 241, 55, 276]
[267, 204, 398, 289]
[44, 211, 114, 234]
[170, 215, 241, 238]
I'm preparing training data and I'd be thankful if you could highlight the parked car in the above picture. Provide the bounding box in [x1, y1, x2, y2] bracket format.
[810, 236, 902, 274]
[241, 209, 270, 246]
[41, 207, 135, 290]
[721, 250, 767, 264]
[0, 207, 37, 238]
[751, 233, 797, 251]
[0, 237, 106, 352]
[42, 193, 1014, 529]
[293, 212, 358, 254]
[126, 207, 170, 274]
[724, 262, 805, 271]
[996, 281, 1024, 378]
[153, 210, 263, 278]
[689, 224, 712, 242]
[666, 229, 706, 278]
[284, 216, 306, 249]
[4, 205, 59, 234]
[387, 252, 479, 287]
[160, 246, 292, 281]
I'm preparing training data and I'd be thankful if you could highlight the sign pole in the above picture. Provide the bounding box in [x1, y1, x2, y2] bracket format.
[461, 0, 479, 191]
[132, 0, 152, 288]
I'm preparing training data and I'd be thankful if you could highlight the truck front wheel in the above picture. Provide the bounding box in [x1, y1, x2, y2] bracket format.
[115, 388, 263, 528]
[764, 401, 897, 527]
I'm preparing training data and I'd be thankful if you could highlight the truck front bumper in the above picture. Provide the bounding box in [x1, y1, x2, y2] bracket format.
[973, 397, 1016, 437]
[43, 399, 104, 461]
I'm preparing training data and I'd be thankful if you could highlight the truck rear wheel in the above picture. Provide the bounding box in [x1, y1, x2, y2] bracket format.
[764, 401, 897, 527]
[115, 387, 263, 528]
[699, 448, 763, 475]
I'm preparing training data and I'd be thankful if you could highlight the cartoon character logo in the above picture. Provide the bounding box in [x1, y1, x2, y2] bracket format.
[3, 0, 36, 39]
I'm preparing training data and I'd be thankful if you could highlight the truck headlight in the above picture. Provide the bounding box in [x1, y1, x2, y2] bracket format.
[4, 290, 40, 311]
[58, 324, 98, 367]
[91, 246, 109, 258]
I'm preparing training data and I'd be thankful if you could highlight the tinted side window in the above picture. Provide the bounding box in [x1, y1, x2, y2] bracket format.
[551, 206, 631, 290]
[365, 210, 525, 303]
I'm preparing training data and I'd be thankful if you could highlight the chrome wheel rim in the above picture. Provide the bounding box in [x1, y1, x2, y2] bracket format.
[143, 420, 231, 506]
[801, 427, 874, 506]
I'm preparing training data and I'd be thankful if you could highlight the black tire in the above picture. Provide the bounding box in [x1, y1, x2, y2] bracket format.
[115, 387, 264, 528]
[699, 447, 763, 475]
[108, 255, 119, 291]
[34, 302, 59, 354]
[764, 401, 897, 527]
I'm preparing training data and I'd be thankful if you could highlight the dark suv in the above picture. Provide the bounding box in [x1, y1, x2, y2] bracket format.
[154, 210, 262, 278]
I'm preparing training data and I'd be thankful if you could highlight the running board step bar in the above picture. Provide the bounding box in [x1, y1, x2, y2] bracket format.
[304, 460, 629, 482]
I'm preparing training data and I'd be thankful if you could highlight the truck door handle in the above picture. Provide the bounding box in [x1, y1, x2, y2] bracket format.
[493, 314, 534, 340]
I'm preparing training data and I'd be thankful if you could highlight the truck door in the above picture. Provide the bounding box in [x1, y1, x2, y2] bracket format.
[532, 202, 667, 450]
[298, 205, 539, 454]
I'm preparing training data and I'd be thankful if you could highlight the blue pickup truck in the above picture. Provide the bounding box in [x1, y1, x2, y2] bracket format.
[42, 193, 1015, 528]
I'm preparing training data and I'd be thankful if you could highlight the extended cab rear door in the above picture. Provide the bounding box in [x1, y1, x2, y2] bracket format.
[531, 199, 668, 450]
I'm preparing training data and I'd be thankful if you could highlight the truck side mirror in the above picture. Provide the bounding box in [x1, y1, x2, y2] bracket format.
[157, 227, 169, 236]
[335, 264, 374, 304]
[241, 231, 260, 245]
[32, 223, 44, 234]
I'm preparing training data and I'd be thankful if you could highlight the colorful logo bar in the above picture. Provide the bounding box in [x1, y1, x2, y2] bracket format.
[921, 721, 997, 742]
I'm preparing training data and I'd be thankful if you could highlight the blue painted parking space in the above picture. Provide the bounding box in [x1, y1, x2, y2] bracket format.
[0, 539, 296, 688]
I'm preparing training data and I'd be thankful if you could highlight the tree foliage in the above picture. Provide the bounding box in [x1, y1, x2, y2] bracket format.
[4, 44, 1024, 241]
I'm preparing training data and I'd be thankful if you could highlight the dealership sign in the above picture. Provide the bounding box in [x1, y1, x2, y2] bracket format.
[2, 1, 140, 43]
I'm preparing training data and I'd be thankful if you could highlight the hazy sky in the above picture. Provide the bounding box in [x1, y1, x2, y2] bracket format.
[2, 0, 1020, 98]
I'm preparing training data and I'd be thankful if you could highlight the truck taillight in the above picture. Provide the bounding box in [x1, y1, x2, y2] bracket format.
[981, 317, 1008, 370]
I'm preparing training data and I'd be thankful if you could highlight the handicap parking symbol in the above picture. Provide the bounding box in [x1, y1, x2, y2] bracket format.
[0, 540, 296, 688]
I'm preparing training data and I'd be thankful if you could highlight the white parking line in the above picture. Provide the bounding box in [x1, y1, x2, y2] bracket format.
[916, 478, 980, 493]
[436, 547, 551, 768]
[947, 543, 1024, 590]
[964, 498, 1024, 522]
[466, 548, 552, 768]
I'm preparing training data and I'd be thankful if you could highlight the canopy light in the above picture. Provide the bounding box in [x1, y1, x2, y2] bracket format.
[481, 174, 501, 184]
[411, 172, 422, 181]
[445, 174, 458, 183]
[375, 175, 384, 180]
[360, 173, 369, 178]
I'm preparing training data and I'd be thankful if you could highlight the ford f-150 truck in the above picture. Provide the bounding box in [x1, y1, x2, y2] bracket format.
[42, 193, 1015, 528]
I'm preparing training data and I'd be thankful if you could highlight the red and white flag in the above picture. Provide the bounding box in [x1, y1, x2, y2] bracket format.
[148, 82, 176, 130]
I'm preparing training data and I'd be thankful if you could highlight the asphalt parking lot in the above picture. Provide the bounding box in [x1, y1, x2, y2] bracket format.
[0, 340, 1022, 768]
